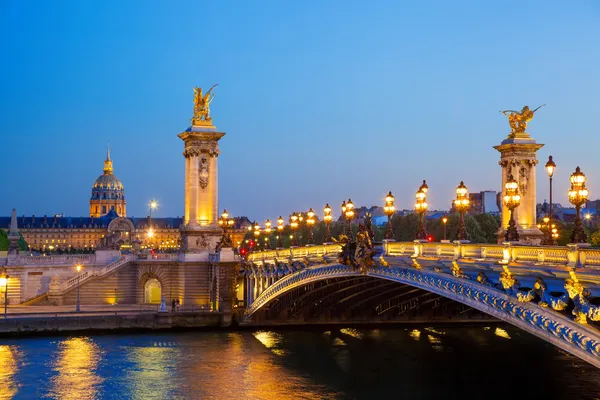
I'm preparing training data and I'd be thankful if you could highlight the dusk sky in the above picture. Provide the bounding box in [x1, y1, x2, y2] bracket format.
[2, 1, 600, 222]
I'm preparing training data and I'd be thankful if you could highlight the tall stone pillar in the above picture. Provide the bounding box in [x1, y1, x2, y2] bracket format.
[494, 109, 544, 244]
[178, 87, 226, 261]
[7, 208, 21, 265]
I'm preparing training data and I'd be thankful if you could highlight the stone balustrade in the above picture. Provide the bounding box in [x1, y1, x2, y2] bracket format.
[20, 254, 96, 266]
[247, 241, 600, 270]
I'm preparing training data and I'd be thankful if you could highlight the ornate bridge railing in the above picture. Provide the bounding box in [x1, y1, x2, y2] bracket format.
[20, 254, 96, 266]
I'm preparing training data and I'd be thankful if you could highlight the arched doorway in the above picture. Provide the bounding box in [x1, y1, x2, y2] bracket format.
[144, 278, 162, 304]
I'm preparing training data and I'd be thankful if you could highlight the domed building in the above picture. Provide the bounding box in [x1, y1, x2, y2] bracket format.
[89, 146, 126, 218]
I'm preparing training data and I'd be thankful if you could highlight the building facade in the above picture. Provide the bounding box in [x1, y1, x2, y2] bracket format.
[90, 146, 126, 218]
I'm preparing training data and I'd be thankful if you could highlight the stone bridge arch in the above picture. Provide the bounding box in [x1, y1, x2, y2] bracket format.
[244, 263, 600, 368]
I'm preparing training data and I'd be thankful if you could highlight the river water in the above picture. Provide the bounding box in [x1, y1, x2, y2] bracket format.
[0, 325, 599, 400]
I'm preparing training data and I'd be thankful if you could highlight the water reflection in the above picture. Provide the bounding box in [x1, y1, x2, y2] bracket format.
[50, 337, 102, 400]
[0, 345, 19, 399]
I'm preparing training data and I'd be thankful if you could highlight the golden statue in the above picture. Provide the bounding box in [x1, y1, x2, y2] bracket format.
[500, 104, 545, 138]
[192, 84, 218, 126]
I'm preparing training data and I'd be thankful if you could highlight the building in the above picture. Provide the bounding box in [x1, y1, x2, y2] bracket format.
[89, 146, 126, 218]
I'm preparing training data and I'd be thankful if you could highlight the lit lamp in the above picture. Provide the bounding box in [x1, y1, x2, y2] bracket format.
[290, 214, 299, 247]
[253, 221, 261, 248]
[568, 166, 589, 243]
[149, 200, 158, 229]
[0, 272, 8, 318]
[264, 219, 273, 250]
[218, 209, 234, 248]
[341, 201, 348, 236]
[344, 199, 355, 239]
[384, 191, 396, 240]
[415, 182, 428, 240]
[75, 264, 82, 313]
[454, 181, 470, 241]
[503, 174, 521, 242]
[323, 204, 333, 244]
[276, 216, 285, 249]
[545, 155, 556, 226]
[441, 213, 448, 241]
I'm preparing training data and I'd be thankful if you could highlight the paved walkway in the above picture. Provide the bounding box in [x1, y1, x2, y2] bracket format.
[0, 304, 212, 317]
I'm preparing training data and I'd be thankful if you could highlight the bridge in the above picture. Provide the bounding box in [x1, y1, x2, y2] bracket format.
[241, 241, 600, 368]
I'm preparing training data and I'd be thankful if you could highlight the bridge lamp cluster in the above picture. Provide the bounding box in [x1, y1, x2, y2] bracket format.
[503, 175, 521, 242]
[454, 181, 470, 241]
[538, 216, 559, 245]
[342, 199, 355, 238]
[322, 204, 333, 244]
[289, 214, 299, 247]
[276, 216, 285, 248]
[568, 166, 589, 243]
[264, 219, 273, 250]
[306, 208, 316, 245]
[415, 181, 429, 240]
[384, 191, 396, 240]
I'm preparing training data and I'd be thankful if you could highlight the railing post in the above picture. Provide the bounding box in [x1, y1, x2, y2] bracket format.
[501, 242, 512, 264]
[567, 243, 590, 268]
[453, 242, 461, 260]
[537, 248, 545, 264]
[412, 240, 423, 258]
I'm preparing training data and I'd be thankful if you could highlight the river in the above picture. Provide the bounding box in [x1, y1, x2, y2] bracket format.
[0, 325, 598, 399]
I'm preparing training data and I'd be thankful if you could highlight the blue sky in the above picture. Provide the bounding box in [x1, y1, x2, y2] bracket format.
[1, 1, 599, 222]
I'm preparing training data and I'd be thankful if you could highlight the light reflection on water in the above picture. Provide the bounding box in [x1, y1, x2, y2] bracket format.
[0, 345, 19, 399]
[49, 337, 103, 400]
[1, 325, 600, 399]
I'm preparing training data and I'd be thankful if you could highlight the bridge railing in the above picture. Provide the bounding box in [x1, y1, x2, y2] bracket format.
[20, 254, 96, 266]
[247, 244, 341, 262]
[247, 241, 600, 269]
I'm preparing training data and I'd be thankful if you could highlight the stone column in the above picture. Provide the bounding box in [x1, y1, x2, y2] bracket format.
[494, 134, 544, 244]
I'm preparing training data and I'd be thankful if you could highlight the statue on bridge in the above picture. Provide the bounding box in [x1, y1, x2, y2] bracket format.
[500, 104, 545, 138]
[96, 231, 124, 250]
[335, 219, 376, 274]
[192, 84, 218, 126]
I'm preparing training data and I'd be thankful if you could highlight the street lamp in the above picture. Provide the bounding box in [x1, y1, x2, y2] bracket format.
[306, 208, 315, 245]
[264, 219, 273, 249]
[277, 216, 285, 248]
[290, 214, 299, 247]
[384, 191, 396, 240]
[345, 199, 355, 239]
[0, 272, 8, 318]
[415, 183, 428, 240]
[149, 200, 158, 228]
[545, 155, 556, 221]
[218, 209, 234, 248]
[441, 213, 448, 241]
[253, 221, 261, 247]
[454, 181, 470, 241]
[568, 166, 589, 243]
[341, 201, 347, 236]
[503, 174, 521, 242]
[323, 204, 333, 244]
[76, 264, 82, 312]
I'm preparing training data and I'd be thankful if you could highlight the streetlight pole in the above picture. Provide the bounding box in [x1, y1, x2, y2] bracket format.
[442, 213, 448, 241]
[345, 199, 355, 240]
[569, 166, 589, 243]
[290, 214, 299, 247]
[455, 181, 470, 241]
[75, 264, 82, 312]
[306, 209, 315, 245]
[415, 182, 428, 240]
[504, 175, 521, 242]
[264, 219, 273, 250]
[276, 217, 284, 249]
[545, 156, 557, 245]
[384, 191, 396, 240]
[323, 204, 333, 244]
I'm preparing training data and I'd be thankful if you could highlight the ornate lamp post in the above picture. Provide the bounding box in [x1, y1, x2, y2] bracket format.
[441, 213, 448, 241]
[542, 155, 557, 245]
[345, 199, 355, 239]
[0, 272, 8, 318]
[276, 217, 285, 248]
[253, 221, 261, 248]
[323, 204, 333, 244]
[306, 208, 315, 245]
[290, 214, 299, 247]
[218, 209, 234, 248]
[568, 166, 589, 243]
[503, 174, 521, 242]
[264, 219, 273, 250]
[75, 264, 82, 312]
[415, 183, 428, 240]
[384, 191, 396, 240]
[454, 181, 470, 241]
[341, 201, 347, 236]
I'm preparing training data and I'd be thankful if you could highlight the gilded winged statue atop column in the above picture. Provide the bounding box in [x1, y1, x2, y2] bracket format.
[500, 104, 545, 138]
[192, 84, 218, 125]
